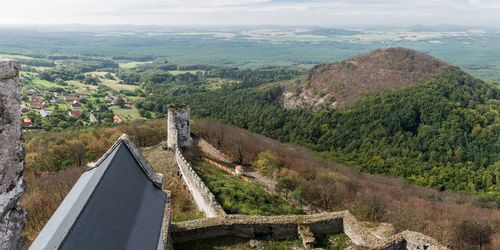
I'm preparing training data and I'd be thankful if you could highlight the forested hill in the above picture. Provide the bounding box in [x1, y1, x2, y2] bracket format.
[138, 62, 499, 201]
[282, 47, 450, 110]
[319, 68, 499, 194]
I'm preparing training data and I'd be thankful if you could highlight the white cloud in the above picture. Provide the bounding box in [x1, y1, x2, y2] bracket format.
[0, 0, 498, 26]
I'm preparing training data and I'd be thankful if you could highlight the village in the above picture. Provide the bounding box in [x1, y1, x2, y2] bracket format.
[19, 71, 141, 129]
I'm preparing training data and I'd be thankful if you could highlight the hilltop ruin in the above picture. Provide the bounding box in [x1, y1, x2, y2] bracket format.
[167, 105, 192, 149]
[1, 62, 449, 249]
[165, 109, 448, 250]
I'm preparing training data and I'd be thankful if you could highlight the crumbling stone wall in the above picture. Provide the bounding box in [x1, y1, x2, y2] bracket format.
[167, 105, 225, 218]
[165, 104, 447, 249]
[171, 212, 344, 244]
[174, 148, 226, 218]
[171, 211, 448, 250]
[167, 107, 192, 148]
[0, 60, 25, 250]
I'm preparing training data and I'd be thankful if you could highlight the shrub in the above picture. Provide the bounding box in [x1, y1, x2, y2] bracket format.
[452, 218, 495, 249]
[254, 151, 282, 178]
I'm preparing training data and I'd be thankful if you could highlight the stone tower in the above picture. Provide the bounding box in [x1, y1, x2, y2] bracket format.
[0, 60, 26, 249]
[167, 106, 192, 148]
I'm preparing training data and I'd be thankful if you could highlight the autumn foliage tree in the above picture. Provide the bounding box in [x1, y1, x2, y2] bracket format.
[254, 151, 282, 179]
[275, 176, 295, 199]
[453, 218, 494, 250]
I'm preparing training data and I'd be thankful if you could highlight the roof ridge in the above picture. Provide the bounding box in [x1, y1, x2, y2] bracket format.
[86, 134, 163, 188]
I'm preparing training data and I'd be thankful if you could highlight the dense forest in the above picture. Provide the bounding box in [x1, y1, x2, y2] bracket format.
[137, 67, 500, 200]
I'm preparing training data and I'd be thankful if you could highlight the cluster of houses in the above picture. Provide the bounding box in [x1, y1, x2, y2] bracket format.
[21, 88, 127, 127]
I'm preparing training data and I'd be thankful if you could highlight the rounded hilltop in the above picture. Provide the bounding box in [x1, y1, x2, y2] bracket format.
[283, 47, 451, 109]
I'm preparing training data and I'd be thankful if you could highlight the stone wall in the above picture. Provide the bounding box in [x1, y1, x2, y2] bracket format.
[166, 109, 177, 148]
[161, 199, 173, 250]
[174, 148, 226, 218]
[171, 211, 448, 250]
[167, 105, 225, 218]
[0, 60, 26, 250]
[167, 107, 192, 148]
[165, 104, 447, 249]
[170, 213, 340, 243]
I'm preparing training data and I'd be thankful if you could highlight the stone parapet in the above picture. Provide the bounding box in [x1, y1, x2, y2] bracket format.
[174, 148, 226, 218]
[171, 211, 448, 250]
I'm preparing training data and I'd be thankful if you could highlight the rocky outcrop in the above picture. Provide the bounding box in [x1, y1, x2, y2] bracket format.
[0, 60, 26, 250]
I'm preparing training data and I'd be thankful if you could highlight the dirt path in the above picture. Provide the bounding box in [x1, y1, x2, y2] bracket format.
[197, 139, 232, 162]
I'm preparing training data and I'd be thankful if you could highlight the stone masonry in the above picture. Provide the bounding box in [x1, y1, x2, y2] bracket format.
[0, 60, 26, 250]
[167, 106, 192, 148]
[166, 104, 448, 249]
[174, 148, 226, 218]
[171, 211, 449, 250]
[167, 105, 226, 218]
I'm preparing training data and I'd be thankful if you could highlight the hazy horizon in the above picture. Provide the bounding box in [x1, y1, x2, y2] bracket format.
[1, 0, 499, 27]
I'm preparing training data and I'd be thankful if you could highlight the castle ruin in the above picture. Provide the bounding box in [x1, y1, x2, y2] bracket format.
[167, 106, 192, 149]
[0, 60, 26, 249]
[2, 61, 449, 249]
[167, 105, 449, 250]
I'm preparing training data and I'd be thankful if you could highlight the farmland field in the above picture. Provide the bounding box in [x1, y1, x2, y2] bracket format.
[100, 80, 138, 92]
[109, 106, 142, 121]
[1, 28, 500, 80]
[67, 80, 98, 93]
[89, 72, 139, 91]
[119, 61, 152, 69]
[0, 53, 34, 60]
[32, 78, 57, 88]
[167, 70, 204, 75]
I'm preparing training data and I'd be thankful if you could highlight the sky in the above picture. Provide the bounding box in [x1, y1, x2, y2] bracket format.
[1, 0, 499, 27]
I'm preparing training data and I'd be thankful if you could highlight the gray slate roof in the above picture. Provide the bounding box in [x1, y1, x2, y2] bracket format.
[30, 134, 168, 250]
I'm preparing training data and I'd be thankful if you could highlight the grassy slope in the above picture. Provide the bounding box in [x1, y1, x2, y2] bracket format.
[193, 161, 303, 216]
[109, 106, 142, 121]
